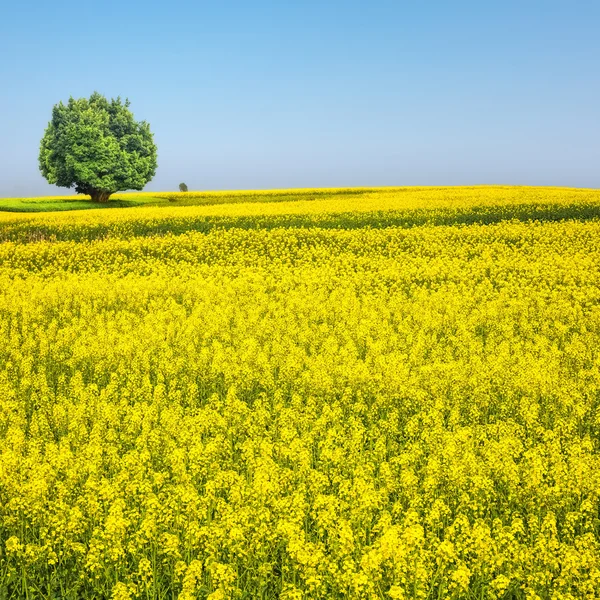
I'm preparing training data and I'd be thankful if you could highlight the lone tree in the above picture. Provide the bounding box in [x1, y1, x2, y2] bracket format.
[179, 182, 188, 192]
[39, 92, 157, 203]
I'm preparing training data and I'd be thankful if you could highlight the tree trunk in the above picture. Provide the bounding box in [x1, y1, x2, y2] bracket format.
[90, 190, 112, 203]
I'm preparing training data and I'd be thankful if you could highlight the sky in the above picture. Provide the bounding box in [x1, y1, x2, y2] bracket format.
[0, 0, 599, 196]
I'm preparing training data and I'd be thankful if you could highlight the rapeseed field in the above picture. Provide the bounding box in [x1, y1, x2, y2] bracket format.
[1, 186, 600, 599]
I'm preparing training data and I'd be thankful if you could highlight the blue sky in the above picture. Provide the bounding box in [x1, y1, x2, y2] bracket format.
[1, 0, 598, 196]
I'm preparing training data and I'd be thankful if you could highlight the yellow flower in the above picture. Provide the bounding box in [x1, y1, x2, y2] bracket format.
[2, 185, 600, 598]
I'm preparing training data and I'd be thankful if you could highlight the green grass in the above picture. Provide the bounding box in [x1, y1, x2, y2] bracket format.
[0, 188, 374, 213]
[0, 195, 169, 212]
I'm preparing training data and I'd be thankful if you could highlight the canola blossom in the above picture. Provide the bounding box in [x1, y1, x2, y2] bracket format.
[1, 186, 600, 599]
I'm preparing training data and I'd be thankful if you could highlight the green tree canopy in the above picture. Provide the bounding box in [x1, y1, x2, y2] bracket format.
[39, 92, 157, 202]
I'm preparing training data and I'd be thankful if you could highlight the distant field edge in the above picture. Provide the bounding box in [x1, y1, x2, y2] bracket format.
[0, 184, 599, 214]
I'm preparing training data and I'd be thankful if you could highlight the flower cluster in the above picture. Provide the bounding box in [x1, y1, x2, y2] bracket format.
[1, 187, 600, 598]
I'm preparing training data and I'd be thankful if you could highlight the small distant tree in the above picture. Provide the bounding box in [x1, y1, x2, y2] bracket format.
[179, 182, 188, 192]
[39, 92, 157, 202]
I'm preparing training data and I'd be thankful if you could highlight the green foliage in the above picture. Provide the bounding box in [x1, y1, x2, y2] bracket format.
[179, 182, 188, 192]
[38, 92, 158, 202]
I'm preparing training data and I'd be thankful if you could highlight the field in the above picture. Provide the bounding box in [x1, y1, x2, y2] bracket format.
[0, 188, 387, 213]
[1, 185, 600, 599]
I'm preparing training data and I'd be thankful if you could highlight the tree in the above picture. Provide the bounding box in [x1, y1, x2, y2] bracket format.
[39, 92, 157, 202]
[179, 182, 188, 192]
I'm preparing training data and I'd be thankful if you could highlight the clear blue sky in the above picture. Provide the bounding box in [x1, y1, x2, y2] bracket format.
[1, 0, 599, 196]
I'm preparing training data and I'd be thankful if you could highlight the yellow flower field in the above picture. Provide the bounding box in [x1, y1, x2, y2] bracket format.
[1, 186, 600, 599]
